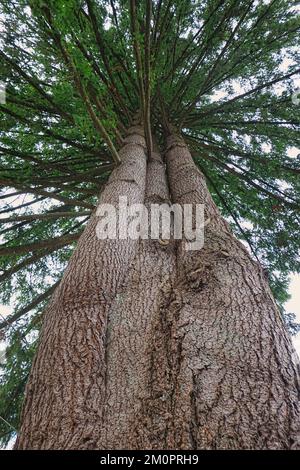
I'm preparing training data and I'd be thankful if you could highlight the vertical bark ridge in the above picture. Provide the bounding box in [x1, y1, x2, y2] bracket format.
[15, 125, 147, 450]
[15, 128, 300, 450]
[100, 144, 178, 449]
[163, 132, 300, 449]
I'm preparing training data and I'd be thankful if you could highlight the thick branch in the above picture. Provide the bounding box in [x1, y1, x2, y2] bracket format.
[0, 231, 83, 257]
[0, 280, 61, 330]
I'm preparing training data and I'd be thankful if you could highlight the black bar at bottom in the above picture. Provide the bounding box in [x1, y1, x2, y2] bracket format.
[0, 449, 299, 466]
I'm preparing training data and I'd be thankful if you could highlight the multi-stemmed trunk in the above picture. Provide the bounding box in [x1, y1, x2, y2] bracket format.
[16, 126, 300, 450]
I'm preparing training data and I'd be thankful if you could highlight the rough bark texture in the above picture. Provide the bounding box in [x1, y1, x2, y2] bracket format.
[16, 131, 300, 450]
[15, 125, 147, 449]
[160, 133, 300, 449]
[100, 148, 177, 448]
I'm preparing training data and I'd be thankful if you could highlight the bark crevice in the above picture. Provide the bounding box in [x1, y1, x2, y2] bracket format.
[15, 129, 300, 450]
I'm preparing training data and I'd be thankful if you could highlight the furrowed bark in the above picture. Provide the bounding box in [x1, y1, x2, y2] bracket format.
[14, 127, 300, 450]
[99, 145, 177, 448]
[15, 125, 147, 450]
[163, 132, 300, 449]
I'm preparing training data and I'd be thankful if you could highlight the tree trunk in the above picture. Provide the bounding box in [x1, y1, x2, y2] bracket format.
[15, 129, 300, 450]
[99, 146, 177, 448]
[15, 125, 147, 449]
[160, 132, 300, 449]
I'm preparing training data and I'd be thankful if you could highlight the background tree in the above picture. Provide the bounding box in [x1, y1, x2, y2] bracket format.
[0, 0, 299, 448]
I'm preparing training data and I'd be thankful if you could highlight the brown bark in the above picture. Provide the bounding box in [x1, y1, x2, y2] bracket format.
[161, 133, 300, 449]
[15, 129, 300, 450]
[15, 125, 147, 449]
[99, 146, 177, 448]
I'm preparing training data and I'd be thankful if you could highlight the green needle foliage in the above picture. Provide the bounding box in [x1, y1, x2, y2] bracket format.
[0, 0, 299, 446]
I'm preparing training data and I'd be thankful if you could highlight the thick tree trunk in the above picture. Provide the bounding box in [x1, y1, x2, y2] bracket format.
[16, 129, 300, 450]
[15, 125, 147, 449]
[160, 132, 300, 449]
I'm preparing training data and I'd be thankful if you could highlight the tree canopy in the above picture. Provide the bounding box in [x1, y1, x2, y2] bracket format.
[0, 0, 299, 447]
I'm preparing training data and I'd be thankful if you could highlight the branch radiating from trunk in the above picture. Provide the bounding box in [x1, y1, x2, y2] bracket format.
[0, 280, 61, 330]
[0, 231, 83, 257]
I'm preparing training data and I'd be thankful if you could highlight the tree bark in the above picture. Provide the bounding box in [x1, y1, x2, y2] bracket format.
[15, 125, 147, 449]
[161, 132, 300, 449]
[99, 146, 177, 448]
[15, 129, 300, 450]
